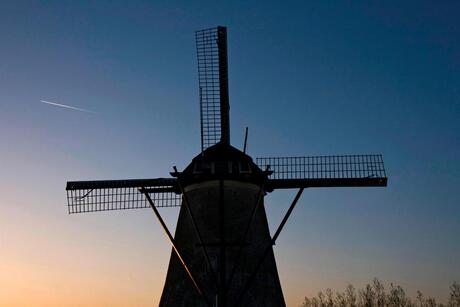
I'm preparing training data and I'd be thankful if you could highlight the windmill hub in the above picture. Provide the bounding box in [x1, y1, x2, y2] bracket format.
[177, 142, 268, 187]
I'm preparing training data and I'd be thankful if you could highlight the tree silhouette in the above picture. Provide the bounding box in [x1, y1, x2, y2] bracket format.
[449, 282, 460, 307]
[300, 280, 459, 307]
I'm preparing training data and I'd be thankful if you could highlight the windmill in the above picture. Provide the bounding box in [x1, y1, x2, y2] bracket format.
[66, 26, 387, 307]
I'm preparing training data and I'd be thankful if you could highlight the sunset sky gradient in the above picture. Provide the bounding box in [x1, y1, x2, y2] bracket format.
[0, 1, 459, 306]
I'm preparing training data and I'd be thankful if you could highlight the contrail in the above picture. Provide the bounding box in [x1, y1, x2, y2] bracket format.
[40, 100, 94, 113]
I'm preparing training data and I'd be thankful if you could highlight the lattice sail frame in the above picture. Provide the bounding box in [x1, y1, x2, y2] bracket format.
[196, 26, 230, 151]
[66, 178, 181, 214]
[256, 155, 387, 189]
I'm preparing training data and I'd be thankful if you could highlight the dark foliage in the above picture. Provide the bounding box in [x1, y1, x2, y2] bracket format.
[301, 279, 459, 307]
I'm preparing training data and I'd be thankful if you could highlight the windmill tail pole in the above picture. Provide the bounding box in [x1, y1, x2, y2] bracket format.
[243, 127, 249, 153]
[272, 188, 304, 242]
[232, 188, 304, 307]
[141, 189, 213, 307]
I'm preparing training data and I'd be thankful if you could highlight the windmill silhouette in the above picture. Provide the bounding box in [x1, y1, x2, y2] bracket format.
[66, 26, 387, 307]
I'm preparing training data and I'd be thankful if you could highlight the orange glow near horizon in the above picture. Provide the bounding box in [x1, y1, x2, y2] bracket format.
[0, 244, 165, 307]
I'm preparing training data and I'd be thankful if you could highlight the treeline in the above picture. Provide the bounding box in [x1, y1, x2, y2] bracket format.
[300, 279, 459, 307]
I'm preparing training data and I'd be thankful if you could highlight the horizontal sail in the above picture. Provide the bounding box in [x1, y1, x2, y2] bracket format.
[66, 178, 181, 214]
[256, 155, 387, 189]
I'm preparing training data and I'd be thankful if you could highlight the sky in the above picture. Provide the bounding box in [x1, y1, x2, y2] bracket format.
[0, 1, 459, 306]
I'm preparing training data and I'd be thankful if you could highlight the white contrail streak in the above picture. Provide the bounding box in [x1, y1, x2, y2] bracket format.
[40, 100, 94, 113]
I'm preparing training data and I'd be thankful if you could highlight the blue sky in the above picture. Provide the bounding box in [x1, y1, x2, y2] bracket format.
[0, 1, 459, 306]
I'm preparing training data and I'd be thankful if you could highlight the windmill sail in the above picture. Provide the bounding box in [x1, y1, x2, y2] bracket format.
[66, 178, 181, 213]
[196, 26, 230, 151]
[256, 154, 387, 190]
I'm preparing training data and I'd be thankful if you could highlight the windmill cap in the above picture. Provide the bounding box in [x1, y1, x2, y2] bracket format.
[177, 142, 268, 186]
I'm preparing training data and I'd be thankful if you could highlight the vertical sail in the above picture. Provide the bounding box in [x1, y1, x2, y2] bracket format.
[196, 26, 230, 151]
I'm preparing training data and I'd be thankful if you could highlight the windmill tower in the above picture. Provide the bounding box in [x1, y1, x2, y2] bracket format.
[66, 26, 387, 307]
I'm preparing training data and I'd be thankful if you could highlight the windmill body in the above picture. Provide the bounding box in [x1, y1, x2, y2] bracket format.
[66, 26, 387, 307]
[161, 143, 284, 306]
